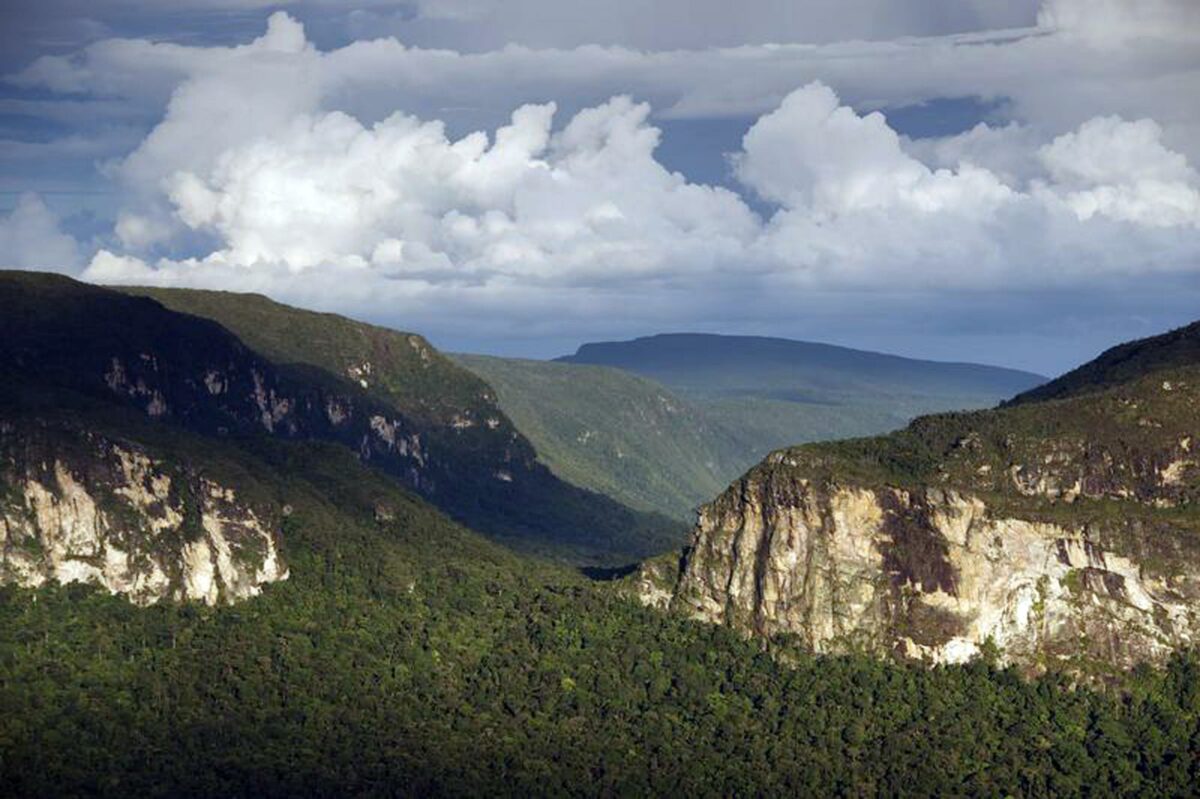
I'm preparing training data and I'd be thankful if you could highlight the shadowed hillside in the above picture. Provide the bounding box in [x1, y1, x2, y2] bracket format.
[454, 354, 751, 518]
[0, 273, 683, 565]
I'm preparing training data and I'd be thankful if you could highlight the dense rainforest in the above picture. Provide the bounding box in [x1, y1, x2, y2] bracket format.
[3, 459, 1200, 797]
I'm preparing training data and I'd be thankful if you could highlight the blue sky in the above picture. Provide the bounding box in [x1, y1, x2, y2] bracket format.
[1, 0, 1199, 374]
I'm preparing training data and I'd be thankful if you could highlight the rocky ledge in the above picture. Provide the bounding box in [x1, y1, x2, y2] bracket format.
[1, 425, 287, 605]
[639, 367, 1200, 673]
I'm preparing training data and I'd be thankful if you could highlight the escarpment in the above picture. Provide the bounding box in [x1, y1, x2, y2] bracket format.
[0, 421, 286, 605]
[0, 272, 515, 501]
[0, 271, 682, 569]
[641, 362, 1200, 672]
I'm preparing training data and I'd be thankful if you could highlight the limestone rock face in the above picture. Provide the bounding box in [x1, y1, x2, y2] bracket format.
[639, 362, 1200, 672]
[641, 460, 1200, 671]
[0, 430, 286, 605]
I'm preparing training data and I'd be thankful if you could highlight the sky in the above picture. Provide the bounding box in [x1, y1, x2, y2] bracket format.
[1, 0, 1198, 375]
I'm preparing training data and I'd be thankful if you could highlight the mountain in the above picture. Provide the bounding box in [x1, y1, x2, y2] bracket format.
[1006, 319, 1200, 405]
[452, 354, 751, 518]
[0, 273, 682, 567]
[3, 272, 1199, 794]
[560, 333, 1047, 460]
[638, 323, 1200, 675]
[8, 396, 1198, 798]
[452, 336, 1044, 521]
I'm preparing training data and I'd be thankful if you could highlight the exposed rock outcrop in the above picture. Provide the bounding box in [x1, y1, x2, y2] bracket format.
[0, 427, 286, 605]
[640, 365, 1200, 673]
[643, 475, 1198, 669]
[2, 272, 685, 567]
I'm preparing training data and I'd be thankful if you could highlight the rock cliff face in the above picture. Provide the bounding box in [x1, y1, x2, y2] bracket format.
[645, 477, 1198, 669]
[0, 273, 466, 498]
[1, 271, 683, 565]
[0, 423, 286, 605]
[641, 361, 1200, 672]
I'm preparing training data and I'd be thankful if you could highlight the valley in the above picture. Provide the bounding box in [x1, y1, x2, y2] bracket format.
[457, 334, 1043, 520]
[3, 3, 1197, 794]
[2, 272, 1199, 795]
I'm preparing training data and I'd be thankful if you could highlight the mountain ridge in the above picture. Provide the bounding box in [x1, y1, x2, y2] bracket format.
[0, 272, 683, 567]
[545, 331, 1048, 497]
[638, 320, 1200, 675]
[1007, 319, 1200, 406]
[560, 332, 1046, 390]
[3, 274, 1200, 794]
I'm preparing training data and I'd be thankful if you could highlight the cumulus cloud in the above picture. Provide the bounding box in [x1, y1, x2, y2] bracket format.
[0, 194, 82, 272]
[735, 83, 1013, 216]
[902, 123, 1045, 189]
[5, 6, 1200, 370]
[83, 63, 1200, 304]
[1036, 117, 1200, 227]
[117, 96, 757, 285]
[14, 2, 1198, 161]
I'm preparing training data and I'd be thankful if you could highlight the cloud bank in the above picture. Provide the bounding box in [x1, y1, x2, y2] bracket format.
[4, 2, 1200, 370]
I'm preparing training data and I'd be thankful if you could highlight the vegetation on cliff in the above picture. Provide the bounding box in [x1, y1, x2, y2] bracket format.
[453, 354, 751, 518]
[647, 322, 1200, 673]
[4, 273, 1200, 795]
[0, 272, 682, 565]
[3, 423, 1200, 796]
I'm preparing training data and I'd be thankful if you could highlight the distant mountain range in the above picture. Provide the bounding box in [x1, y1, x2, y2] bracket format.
[454, 334, 1044, 518]
[560, 334, 1045, 403]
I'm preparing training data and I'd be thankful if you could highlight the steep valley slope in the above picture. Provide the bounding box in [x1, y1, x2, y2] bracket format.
[639, 323, 1200, 675]
[4, 275, 1200, 795]
[0, 272, 682, 572]
[452, 354, 751, 518]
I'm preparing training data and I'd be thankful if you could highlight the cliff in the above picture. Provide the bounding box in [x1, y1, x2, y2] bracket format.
[0, 419, 286, 605]
[0, 272, 682, 566]
[641, 358, 1200, 673]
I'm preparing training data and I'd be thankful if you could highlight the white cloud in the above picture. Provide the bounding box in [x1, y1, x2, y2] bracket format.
[378, 0, 1041, 49]
[741, 86, 1200, 289]
[82, 67, 1200, 305]
[735, 82, 1013, 215]
[2, 7, 1198, 370]
[1036, 116, 1200, 227]
[902, 123, 1044, 189]
[96, 93, 757, 287]
[13, 3, 1198, 163]
[1037, 0, 1200, 44]
[0, 194, 82, 272]
[116, 13, 321, 192]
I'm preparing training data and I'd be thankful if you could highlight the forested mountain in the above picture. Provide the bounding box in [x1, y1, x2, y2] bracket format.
[454, 337, 1044, 520]
[1007, 319, 1200, 405]
[561, 333, 1046, 461]
[0, 273, 682, 566]
[7, 427, 1200, 795]
[452, 354, 750, 518]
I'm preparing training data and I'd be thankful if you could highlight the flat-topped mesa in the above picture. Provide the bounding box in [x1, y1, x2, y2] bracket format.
[0, 424, 287, 605]
[640, 362, 1200, 673]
